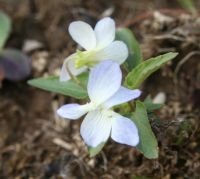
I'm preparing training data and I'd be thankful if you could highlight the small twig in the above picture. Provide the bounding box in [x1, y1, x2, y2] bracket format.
[173, 51, 200, 98]
[152, 34, 185, 41]
[174, 51, 200, 77]
[100, 151, 108, 171]
[52, 137, 72, 150]
[66, 61, 87, 90]
[118, 8, 191, 27]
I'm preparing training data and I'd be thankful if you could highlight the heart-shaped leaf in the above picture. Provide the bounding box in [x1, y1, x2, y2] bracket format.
[28, 73, 88, 99]
[0, 11, 11, 50]
[125, 52, 178, 89]
[0, 49, 31, 81]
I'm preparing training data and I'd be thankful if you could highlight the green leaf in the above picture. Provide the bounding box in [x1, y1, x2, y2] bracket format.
[177, 0, 196, 14]
[28, 73, 88, 99]
[88, 142, 105, 157]
[125, 52, 178, 89]
[132, 101, 158, 159]
[0, 11, 11, 50]
[116, 28, 142, 71]
[144, 96, 163, 112]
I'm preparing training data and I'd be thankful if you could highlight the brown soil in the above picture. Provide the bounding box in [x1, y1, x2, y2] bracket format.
[0, 1, 200, 179]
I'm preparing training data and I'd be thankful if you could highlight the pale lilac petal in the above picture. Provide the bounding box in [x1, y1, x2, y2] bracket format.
[111, 114, 139, 146]
[94, 17, 115, 48]
[80, 110, 112, 147]
[57, 103, 90, 120]
[104, 87, 141, 108]
[95, 41, 128, 64]
[60, 54, 87, 82]
[69, 21, 96, 50]
[87, 60, 122, 105]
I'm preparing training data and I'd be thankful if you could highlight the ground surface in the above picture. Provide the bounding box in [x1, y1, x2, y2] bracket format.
[0, 0, 200, 179]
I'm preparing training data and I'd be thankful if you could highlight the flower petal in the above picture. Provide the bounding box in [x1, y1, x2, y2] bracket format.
[104, 87, 141, 108]
[80, 110, 112, 147]
[57, 103, 90, 120]
[69, 21, 96, 50]
[94, 17, 115, 49]
[111, 114, 139, 146]
[95, 41, 128, 64]
[60, 54, 87, 82]
[88, 60, 122, 105]
[60, 58, 71, 82]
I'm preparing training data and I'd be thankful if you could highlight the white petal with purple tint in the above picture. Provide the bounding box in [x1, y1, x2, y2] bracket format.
[94, 17, 115, 49]
[95, 41, 128, 64]
[69, 21, 96, 50]
[80, 110, 112, 147]
[104, 87, 141, 108]
[87, 60, 122, 105]
[57, 103, 90, 119]
[111, 114, 139, 146]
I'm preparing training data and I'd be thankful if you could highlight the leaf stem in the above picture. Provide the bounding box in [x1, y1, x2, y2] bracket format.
[66, 63, 87, 90]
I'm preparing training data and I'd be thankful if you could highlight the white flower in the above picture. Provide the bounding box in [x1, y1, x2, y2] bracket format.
[57, 60, 141, 147]
[60, 17, 128, 81]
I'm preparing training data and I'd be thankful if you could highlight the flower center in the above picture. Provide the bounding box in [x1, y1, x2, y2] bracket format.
[75, 50, 98, 68]
[87, 101, 115, 120]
